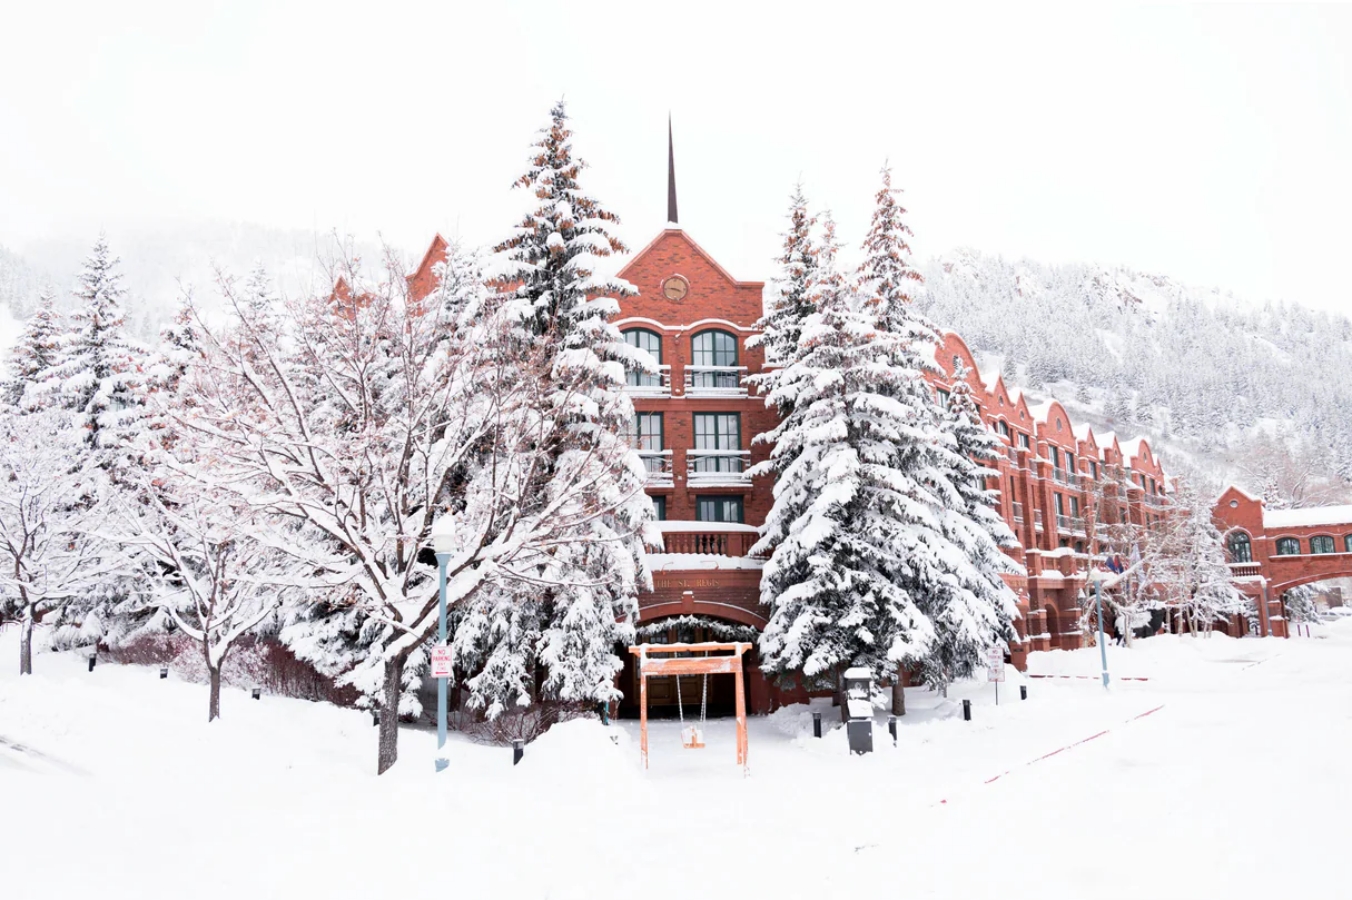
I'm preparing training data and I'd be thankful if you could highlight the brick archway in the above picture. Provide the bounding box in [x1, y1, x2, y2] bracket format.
[1042, 601, 1062, 648]
[1269, 571, 1352, 595]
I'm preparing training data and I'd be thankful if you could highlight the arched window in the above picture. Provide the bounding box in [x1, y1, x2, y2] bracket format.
[997, 420, 1011, 440]
[623, 328, 663, 388]
[1227, 532, 1252, 563]
[1274, 537, 1300, 556]
[691, 330, 738, 388]
[1311, 535, 1335, 555]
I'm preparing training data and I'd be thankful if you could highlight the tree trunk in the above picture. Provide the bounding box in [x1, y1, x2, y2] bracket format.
[891, 666, 907, 717]
[836, 667, 847, 723]
[208, 664, 222, 722]
[376, 656, 404, 775]
[19, 610, 34, 676]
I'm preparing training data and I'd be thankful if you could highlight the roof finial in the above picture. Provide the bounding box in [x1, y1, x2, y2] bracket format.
[667, 114, 679, 226]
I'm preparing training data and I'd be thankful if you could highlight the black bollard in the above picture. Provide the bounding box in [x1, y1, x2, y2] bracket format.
[251, 687, 262, 700]
[812, 711, 822, 738]
[87, 655, 96, 673]
[513, 739, 524, 766]
[887, 714, 897, 746]
[962, 699, 972, 721]
[1020, 685, 1027, 701]
[160, 667, 169, 680]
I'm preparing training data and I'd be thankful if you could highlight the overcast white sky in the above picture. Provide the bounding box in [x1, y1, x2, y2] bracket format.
[2, 1, 1350, 312]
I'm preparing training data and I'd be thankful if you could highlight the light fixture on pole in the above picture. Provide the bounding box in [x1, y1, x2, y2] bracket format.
[430, 513, 457, 773]
[1086, 566, 1111, 689]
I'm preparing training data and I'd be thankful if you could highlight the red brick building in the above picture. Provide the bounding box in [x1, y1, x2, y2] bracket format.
[1211, 488, 1352, 637]
[405, 170, 1183, 716]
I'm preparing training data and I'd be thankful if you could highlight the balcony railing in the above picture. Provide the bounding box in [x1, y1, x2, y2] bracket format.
[1033, 509, 1044, 530]
[1056, 513, 1072, 532]
[657, 523, 759, 557]
[1144, 494, 1170, 509]
[1229, 562, 1261, 578]
[684, 366, 749, 396]
[638, 451, 673, 485]
[1012, 502, 1024, 524]
[1006, 445, 1019, 464]
[624, 365, 671, 396]
[686, 449, 752, 486]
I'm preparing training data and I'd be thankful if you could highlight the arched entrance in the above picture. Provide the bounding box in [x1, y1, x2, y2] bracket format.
[1041, 601, 1062, 648]
[616, 615, 760, 719]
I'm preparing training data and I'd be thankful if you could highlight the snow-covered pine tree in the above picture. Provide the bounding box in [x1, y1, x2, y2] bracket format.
[748, 183, 817, 397]
[3, 288, 63, 407]
[754, 214, 936, 700]
[460, 99, 654, 717]
[920, 362, 1021, 693]
[40, 236, 149, 470]
[854, 162, 1013, 713]
[855, 164, 925, 344]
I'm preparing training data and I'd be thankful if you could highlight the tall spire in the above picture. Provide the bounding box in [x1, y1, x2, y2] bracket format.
[667, 114, 679, 226]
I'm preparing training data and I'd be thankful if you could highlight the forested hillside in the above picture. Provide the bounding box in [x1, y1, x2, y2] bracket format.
[916, 250, 1352, 506]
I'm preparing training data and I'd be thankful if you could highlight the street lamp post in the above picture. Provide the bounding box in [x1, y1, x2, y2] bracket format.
[1088, 567, 1110, 690]
[430, 515, 456, 774]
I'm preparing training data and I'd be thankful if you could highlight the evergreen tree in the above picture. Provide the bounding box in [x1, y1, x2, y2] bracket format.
[40, 236, 148, 467]
[754, 215, 936, 691]
[459, 100, 653, 715]
[919, 363, 1020, 691]
[748, 183, 817, 387]
[4, 288, 63, 407]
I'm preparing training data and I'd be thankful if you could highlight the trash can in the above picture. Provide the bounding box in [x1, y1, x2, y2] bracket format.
[843, 667, 874, 755]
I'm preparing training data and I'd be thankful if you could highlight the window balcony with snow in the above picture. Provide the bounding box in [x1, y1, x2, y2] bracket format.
[624, 366, 671, 397]
[1012, 501, 1025, 524]
[639, 451, 673, 486]
[655, 521, 760, 557]
[686, 450, 751, 486]
[683, 366, 749, 397]
[1033, 509, 1045, 530]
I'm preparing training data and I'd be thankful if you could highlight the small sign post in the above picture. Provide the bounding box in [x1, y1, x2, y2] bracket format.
[987, 647, 1005, 705]
[431, 644, 453, 680]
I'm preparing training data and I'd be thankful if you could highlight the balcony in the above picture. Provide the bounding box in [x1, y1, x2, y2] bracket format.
[1012, 501, 1024, 524]
[638, 451, 673, 486]
[683, 366, 748, 397]
[658, 522, 759, 557]
[1144, 494, 1170, 509]
[1033, 509, 1044, 531]
[624, 366, 671, 397]
[1229, 562, 1261, 578]
[1055, 514, 1088, 535]
[687, 450, 751, 486]
[1005, 445, 1019, 465]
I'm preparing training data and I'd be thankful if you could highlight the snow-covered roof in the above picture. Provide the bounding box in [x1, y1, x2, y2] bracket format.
[1263, 505, 1352, 530]
[1028, 400, 1056, 422]
[1119, 437, 1148, 459]
[1224, 484, 1260, 502]
[1072, 423, 1095, 443]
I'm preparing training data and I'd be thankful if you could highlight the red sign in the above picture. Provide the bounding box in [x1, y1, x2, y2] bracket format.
[431, 644, 453, 679]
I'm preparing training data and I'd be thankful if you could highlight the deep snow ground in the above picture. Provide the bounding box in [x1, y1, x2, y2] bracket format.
[2, 624, 1350, 900]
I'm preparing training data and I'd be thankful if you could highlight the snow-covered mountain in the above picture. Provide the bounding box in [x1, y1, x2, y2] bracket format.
[916, 249, 1352, 504]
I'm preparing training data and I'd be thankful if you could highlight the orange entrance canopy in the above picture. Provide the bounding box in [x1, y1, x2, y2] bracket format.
[628, 642, 751, 773]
